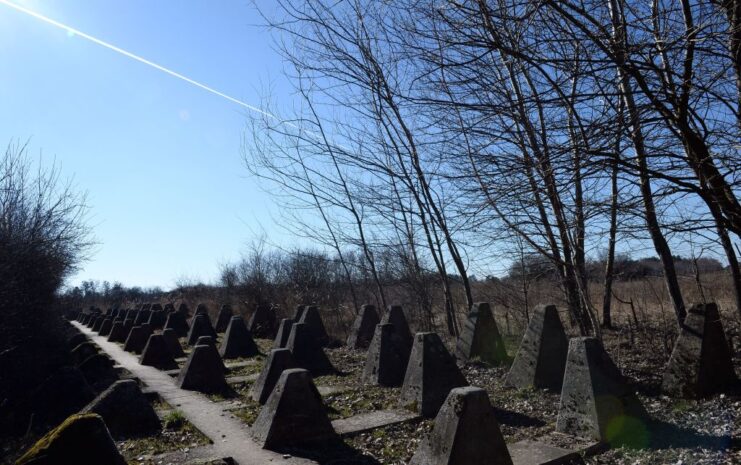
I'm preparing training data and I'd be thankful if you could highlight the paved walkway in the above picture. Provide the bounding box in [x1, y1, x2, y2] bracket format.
[73, 321, 316, 465]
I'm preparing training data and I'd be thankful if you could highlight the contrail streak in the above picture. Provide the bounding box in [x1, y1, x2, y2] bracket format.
[0, 0, 280, 122]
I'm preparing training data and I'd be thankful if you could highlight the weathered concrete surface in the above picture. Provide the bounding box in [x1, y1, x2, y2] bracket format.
[92, 315, 105, 332]
[187, 314, 218, 346]
[508, 440, 584, 465]
[381, 305, 413, 350]
[147, 310, 167, 331]
[122, 318, 134, 337]
[194, 303, 209, 317]
[98, 318, 114, 337]
[178, 344, 229, 394]
[162, 328, 185, 358]
[67, 333, 88, 350]
[195, 336, 227, 372]
[214, 304, 233, 333]
[248, 304, 277, 338]
[134, 309, 151, 326]
[505, 304, 568, 391]
[164, 311, 190, 337]
[107, 322, 127, 343]
[662, 302, 739, 398]
[220, 315, 260, 359]
[292, 305, 306, 322]
[140, 334, 179, 370]
[252, 368, 337, 451]
[456, 302, 509, 366]
[145, 445, 224, 464]
[123, 324, 152, 354]
[400, 332, 468, 418]
[286, 322, 335, 376]
[81, 379, 161, 438]
[332, 409, 419, 436]
[15, 413, 126, 465]
[362, 323, 410, 387]
[72, 321, 317, 465]
[272, 318, 294, 349]
[71, 341, 99, 364]
[78, 353, 118, 392]
[227, 374, 260, 384]
[298, 305, 330, 346]
[409, 386, 512, 465]
[251, 348, 297, 404]
[347, 304, 380, 349]
[177, 302, 190, 315]
[556, 337, 647, 445]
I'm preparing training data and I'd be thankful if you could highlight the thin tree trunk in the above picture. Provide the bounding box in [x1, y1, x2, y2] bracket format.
[609, 0, 686, 325]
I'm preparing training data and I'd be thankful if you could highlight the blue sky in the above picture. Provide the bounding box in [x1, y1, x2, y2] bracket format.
[0, 0, 294, 289]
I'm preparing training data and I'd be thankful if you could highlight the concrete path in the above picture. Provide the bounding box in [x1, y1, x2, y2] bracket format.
[73, 321, 316, 465]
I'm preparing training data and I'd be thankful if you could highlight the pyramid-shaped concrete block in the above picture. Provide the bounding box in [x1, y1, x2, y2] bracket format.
[139, 334, 178, 370]
[133, 310, 150, 326]
[505, 304, 568, 391]
[107, 322, 127, 343]
[251, 368, 337, 451]
[214, 304, 233, 333]
[86, 314, 98, 328]
[272, 318, 294, 349]
[249, 304, 277, 338]
[197, 336, 227, 372]
[286, 322, 335, 376]
[410, 387, 512, 465]
[298, 305, 330, 346]
[146, 310, 167, 330]
[556, 337, 647, 444]
[16, 413, 126, 465]
[362, 323, 411, 387]
[455, 302, 508, 366]
[292, 305, 306, 321]
[250, 348, 297, 404]
[80, 379, 161, 438]
[177, 344, 229, 394]
[347, 304, 380, 349]
[220, 316, 260, 359]
[98, 318, 113, 337]
[123, 324, 152, 354]
[78, 354, 118, 392]
[164, 311, 190, 337]
[195, 302, 209, 315]
[400, 332, 468, 417]
[176, 302, 189, 315]
[662, 303, 738, 398]
[92, 316, 105, 332]
[187, 314, 217, 346]
[381, 305, 413, 350]
[67, 333, 88, 350]
[122, 318, 134, 336]
[71, 342, 99, 365]
[162, 328, 185, 358]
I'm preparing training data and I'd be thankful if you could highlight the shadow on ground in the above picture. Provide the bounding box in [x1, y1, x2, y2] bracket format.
[493, 406, 546, 428]
[274, 438, 382, 465]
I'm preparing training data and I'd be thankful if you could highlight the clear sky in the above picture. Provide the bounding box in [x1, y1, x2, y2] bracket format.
[0, 0, 294, 289]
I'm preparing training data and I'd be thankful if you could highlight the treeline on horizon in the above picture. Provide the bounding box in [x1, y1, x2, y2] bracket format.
[60, 245, 728, 324]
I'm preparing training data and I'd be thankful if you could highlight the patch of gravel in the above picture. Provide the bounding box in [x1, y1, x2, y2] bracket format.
[117, 419, 212, 465]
